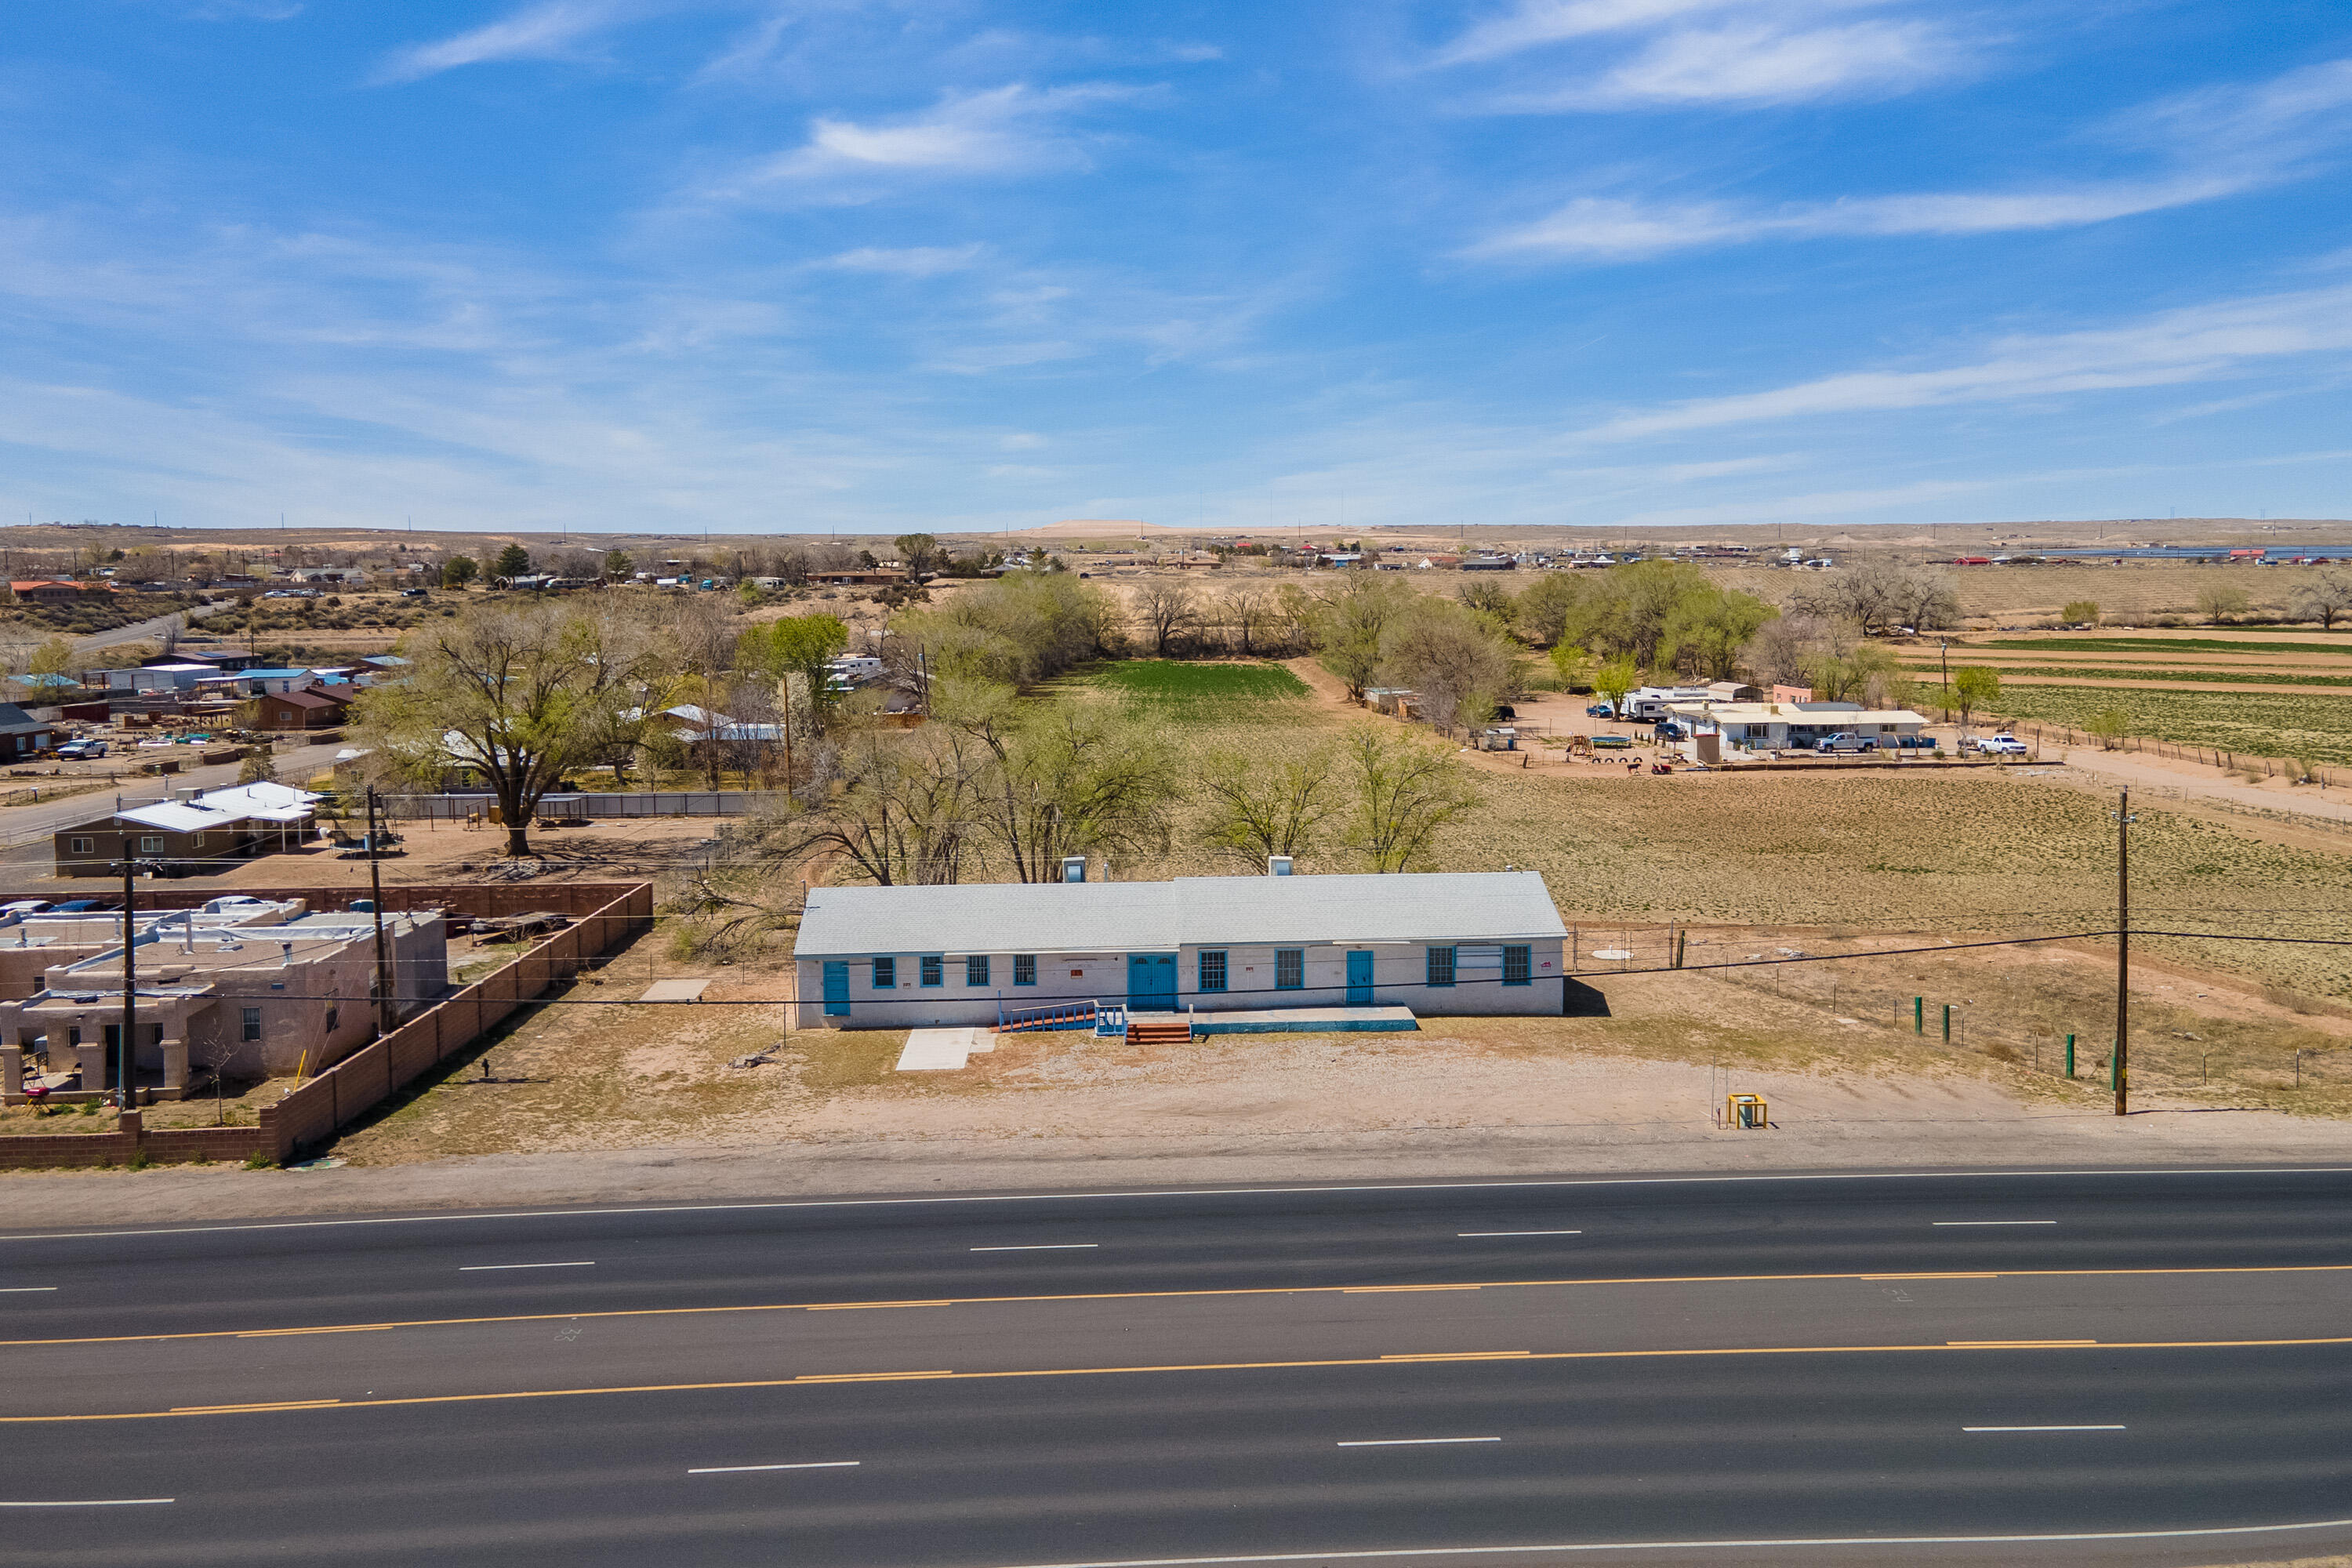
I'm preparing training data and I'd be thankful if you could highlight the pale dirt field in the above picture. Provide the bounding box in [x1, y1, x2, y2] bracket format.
[12, 924, 2350, 1226]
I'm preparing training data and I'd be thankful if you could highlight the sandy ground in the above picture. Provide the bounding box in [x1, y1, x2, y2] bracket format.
[5, 1067, 2347, 1228]
[9, 953, 2350, 1225]
[2057, 745, 2352, 827]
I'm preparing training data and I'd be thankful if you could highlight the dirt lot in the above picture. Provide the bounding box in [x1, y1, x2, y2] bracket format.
[317, 914, 2352, 1172]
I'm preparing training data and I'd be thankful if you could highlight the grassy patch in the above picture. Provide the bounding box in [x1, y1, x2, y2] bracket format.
[1083, 660, 1311, 700]
[1053, 659, 1319, 724]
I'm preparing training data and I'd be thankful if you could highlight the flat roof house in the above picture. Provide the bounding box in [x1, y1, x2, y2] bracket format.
[0, 906, 447, 1098]
[54, 802, 259, 878]
[793, 870, 1571, 1030]
[1666, 701, 1926, 752]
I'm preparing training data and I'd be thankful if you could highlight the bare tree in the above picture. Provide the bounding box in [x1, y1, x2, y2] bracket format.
[1742, 612, 1828, 685]
[960, 695, 1177, 881]
[1378, 600, 1518, 735]
[775, 720, 992, 886]
[1341, 728, 1479, 873]
[1221, 583, 1272, 655]
[2292, 566, 2352, 630]
[1134, 577, 1202, 657]
[354, 599, 662, 857]
[1795, 563, 1958, 635]
[1196, 744, 1339, 868]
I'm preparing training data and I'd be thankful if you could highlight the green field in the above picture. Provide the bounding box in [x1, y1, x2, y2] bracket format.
[1058, 659, 1316, 722]
[1980, 684, 2352, 765]
[1977, 637, 2352, 657]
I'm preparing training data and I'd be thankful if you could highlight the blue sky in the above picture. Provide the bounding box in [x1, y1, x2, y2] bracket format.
[4, 1, 2351, 535]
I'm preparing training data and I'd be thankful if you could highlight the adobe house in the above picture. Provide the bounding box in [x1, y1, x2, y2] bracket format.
[0, 908, 447, 1098]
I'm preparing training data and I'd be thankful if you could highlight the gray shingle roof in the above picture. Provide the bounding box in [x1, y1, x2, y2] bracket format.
[793, 871, 1565, 958]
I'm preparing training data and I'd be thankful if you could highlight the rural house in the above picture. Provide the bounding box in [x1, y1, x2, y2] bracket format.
[256, 687, 352, 731]
[1665, 700, 1927, 752]
[793, 869, 1572, 1029]
[54, 801, 258, 878]
[0, 703, 52, 762]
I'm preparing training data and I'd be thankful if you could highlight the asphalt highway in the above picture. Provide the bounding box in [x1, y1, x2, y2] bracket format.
[5, 1167, 2352, 1566]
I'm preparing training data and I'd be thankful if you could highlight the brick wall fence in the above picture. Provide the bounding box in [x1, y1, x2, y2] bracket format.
[0, 880, 654, 1170]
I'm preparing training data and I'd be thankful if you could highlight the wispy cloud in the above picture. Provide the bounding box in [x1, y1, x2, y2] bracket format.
[722, 82, 1142, 194]
[1572, 284, 2352, 441]
[1473, 56, 2352, 260]
[374, 0, 648, 85]
[820, 244, 988, 277]
[1435, 0, 1969, 108]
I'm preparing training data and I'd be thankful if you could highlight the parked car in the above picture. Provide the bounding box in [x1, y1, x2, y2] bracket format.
[1814, 732, 1878, 753]
[399, 587, 429, 599]
[1975, 734, 2030, 756]
[1586, 702, 1617, 718]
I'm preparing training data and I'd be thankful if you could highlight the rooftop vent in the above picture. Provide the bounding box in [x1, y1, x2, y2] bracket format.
[1268, 856, 1294, 877]
[1060, 855, 1087, 884]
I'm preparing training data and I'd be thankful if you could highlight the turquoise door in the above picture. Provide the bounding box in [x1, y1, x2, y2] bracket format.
[1127, 953, 1177, 1011]
[822, 962, 851, 1017]
[1346, 949, 1374, 1006]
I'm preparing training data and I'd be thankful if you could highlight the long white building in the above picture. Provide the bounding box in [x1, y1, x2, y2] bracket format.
[792, 870, 1571, 1029]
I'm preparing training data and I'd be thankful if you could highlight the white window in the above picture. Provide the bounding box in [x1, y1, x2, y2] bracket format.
[139, 836, 163, 854]
[69, 837, 92, 854]
[191, 833, 207, 848]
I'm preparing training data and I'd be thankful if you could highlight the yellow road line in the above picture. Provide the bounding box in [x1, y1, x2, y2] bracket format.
[9, 1261, 2350, 1350]
[166, 1399, 342, 1414]
[10, 1335, 2347, 1425]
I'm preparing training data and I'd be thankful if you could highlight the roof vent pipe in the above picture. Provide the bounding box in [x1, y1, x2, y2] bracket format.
[279, 942, 292, 968]
[1060, 855, 1087, 884]
[1268, 855, 1293, 877]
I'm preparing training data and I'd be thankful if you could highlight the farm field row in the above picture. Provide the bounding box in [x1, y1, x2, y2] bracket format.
[1909, 663, 2352, 688]
[1975, 634, 2352, 656]
[1980, 684, 2352, 766]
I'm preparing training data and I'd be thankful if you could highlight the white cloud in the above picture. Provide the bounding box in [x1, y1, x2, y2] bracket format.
[1436, 0, 1968, 108]
[731, 82, 1140, 190]
[1472, 56, 2352, 260]
[1570, 284, 2352, 441]
[374, 0, 644, 85]
[820, 245, 987, 277]
[1471, 179, 2245, 259]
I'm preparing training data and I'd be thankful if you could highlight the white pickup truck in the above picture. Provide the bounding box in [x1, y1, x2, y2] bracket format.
[1973, 734, 2029, 756]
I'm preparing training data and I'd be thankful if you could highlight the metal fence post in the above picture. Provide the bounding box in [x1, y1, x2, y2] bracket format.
[1914, 996, 1924, 1035]
[2065, 1033, 2075, 1078]
[1941, 1004, 1951, 1044]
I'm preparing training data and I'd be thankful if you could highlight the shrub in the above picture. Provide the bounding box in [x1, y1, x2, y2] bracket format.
[2061, 600, 2100, 625]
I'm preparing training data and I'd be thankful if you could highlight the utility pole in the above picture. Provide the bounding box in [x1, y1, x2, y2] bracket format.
[366, 787, 393, 1036]
[118, 855, 136, 1109]
[2114, 787, 2135, 1116]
